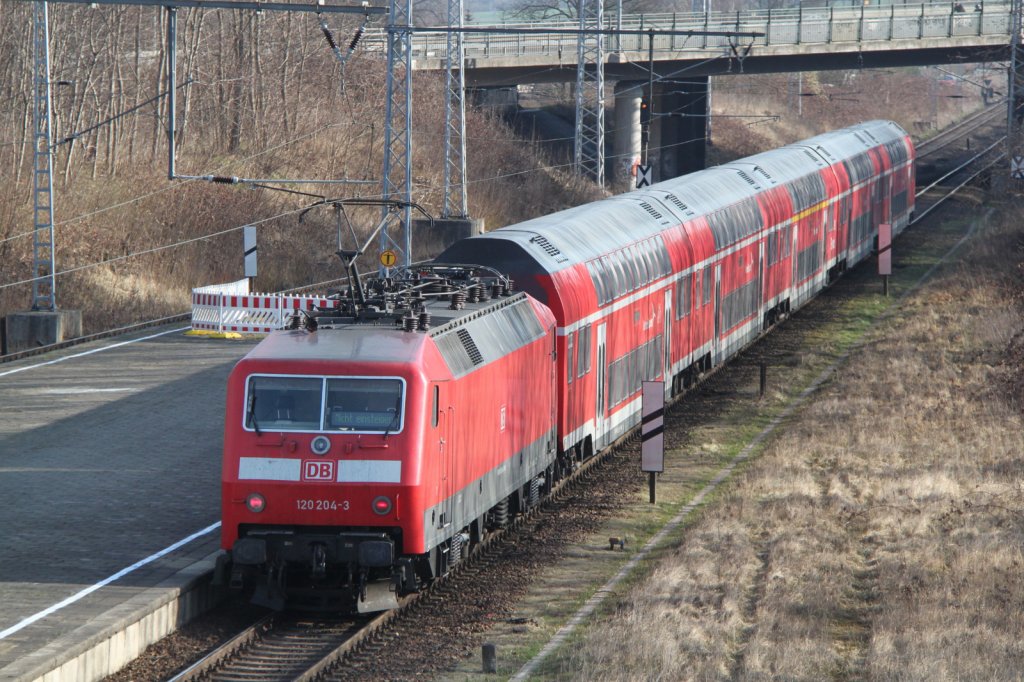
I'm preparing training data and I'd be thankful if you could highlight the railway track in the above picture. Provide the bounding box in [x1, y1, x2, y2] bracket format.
[171, 402, 651, 680]
[915, 102, 1004, 160]
[172, 148, 1002, 682]
[169, 614, 371, 681]
[122, 115, 1005, 681]
[913, 103, 1006, 189]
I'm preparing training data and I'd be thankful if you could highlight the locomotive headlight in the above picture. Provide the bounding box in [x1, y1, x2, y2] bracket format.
[371, 496, 392, 515]
[311, 435, 331, 455]
[246, 492, 266, 513]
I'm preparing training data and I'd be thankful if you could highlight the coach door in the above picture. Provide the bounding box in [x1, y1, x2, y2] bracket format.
[758, 240, 765, 324]
[713, 264, 722, 361]
[663, 289, 672, 382]
[595, 323, 607, 449]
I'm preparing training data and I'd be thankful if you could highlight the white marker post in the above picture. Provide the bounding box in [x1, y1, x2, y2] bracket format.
[878, 222, 892, 297]
[641, 381, 665, 504]
[243, 225, 257, 291]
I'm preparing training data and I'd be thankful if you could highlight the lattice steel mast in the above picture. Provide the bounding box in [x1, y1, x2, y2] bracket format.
[442, 0, 468, 219]
[380, 0, 414, 266]
[31, 0, 56, 311]
[574, 0, 605, 187]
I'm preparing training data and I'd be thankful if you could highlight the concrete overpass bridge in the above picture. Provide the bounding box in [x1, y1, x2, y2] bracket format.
[366, 0, 1013, 184]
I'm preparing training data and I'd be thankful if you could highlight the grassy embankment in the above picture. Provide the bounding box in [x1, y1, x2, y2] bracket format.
[444, 191, 1024, 679]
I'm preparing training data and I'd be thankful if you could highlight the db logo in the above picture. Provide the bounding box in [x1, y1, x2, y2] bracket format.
[302, 460, 336, 482]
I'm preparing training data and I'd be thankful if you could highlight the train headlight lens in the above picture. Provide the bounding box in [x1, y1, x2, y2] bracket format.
[372, 496, 392, 515]
[246, 493, 266, 513]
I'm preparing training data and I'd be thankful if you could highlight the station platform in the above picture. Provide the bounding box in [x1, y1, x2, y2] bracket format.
[0, 325, 260, 681]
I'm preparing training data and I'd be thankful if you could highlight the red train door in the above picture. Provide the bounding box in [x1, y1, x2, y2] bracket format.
[436, 383, 454, 532]
[595, 323, 606, 448]
[713, 264, 722, 354]
[663, 289, 672, 380]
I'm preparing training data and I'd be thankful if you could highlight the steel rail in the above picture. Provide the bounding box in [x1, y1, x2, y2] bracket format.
[166, 614, 276, 682]
[912, 150, 1003, 225]
[916, 136, 1003, 199]
[173, 385, 646, 680]
[916, 104, 1005, 158]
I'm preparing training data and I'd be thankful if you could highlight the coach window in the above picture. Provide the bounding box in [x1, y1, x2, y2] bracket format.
[577, 325, 591, 378]
[566, 332, 575, 385]
[600, 259, 616, 304]
[675, 273, 692, 319]
[246, 376, 322, 431]
[634, 244, 651, 285]
[703, 266, 713, 306]
[324, 378, 404, 433]
[432, 385, 439, 427]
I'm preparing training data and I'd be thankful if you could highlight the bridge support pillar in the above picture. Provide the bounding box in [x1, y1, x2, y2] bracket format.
[652, 76, 708, 181]
[612, 81, 643, 190]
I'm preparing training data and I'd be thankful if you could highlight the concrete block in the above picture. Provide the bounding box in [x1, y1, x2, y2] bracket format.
[413, 218, 486, 257]
[3, 309, 82, 354]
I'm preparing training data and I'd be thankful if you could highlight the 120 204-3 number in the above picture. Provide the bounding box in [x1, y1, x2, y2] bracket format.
[296, 499, 349, 511]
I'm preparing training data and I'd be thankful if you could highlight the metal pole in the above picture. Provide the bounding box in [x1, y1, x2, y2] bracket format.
[574, 0, 605, 187]
[167, 6, 176, 180]
[31, 0, 56, 311]
[442, 0, 468, 219]
[644, 29, 654, 166]
[381, 0, 413, 269]
[616, 0, 622, 52]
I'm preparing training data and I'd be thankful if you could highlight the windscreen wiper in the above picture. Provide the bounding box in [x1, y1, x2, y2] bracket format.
[382, 394, 401, 439]
[247, 391, 262, 436]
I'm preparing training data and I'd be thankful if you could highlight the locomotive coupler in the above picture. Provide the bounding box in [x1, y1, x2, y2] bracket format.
[394, 557, 418, 595]
[311, 542, 327, 579]
[355, 571, 368, 602]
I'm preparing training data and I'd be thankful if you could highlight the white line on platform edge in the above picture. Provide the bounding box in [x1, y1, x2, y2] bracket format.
[0, 326, 191, 379]
[0, 521, 221, 641]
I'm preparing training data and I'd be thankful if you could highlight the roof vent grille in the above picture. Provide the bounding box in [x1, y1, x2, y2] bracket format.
[456, 328, 484, 365]
[736, 171, 758, 187]
[530, 235, 561, 258]
[639, 201, 664, 220]
[664, 193, 695, 216]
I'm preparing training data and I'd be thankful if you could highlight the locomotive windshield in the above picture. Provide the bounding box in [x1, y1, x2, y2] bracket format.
[245, 375, 405, 433]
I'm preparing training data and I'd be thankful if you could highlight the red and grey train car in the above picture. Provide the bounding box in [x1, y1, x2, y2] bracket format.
[438, 119, 914, 458]
[221, 271, 556, 611]
[219, 120, 913, 611]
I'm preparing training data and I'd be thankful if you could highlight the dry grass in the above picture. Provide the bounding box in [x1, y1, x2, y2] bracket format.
[570, 206, 1024, 680]
[0, 56, 597, 334]
[708, 68, 989, 164]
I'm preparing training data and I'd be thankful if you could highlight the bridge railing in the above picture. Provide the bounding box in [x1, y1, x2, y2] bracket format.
[362, 0, 1010, 62]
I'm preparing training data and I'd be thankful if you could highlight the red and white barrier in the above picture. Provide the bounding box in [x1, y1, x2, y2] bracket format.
[191, 280, 335, 334]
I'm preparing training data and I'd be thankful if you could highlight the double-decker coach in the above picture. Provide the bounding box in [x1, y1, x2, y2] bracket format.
[438, 119, 914, 464]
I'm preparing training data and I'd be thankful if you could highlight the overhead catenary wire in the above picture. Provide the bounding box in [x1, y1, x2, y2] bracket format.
[0, 119, 373, 247]
[1, 22, 876, 291]
[0, 128, 715, 294]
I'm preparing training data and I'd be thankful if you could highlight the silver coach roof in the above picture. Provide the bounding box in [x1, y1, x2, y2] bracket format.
[442, 120, 909, 277]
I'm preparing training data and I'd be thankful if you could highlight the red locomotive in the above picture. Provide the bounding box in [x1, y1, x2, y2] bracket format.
[220, 120, 914, 612]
